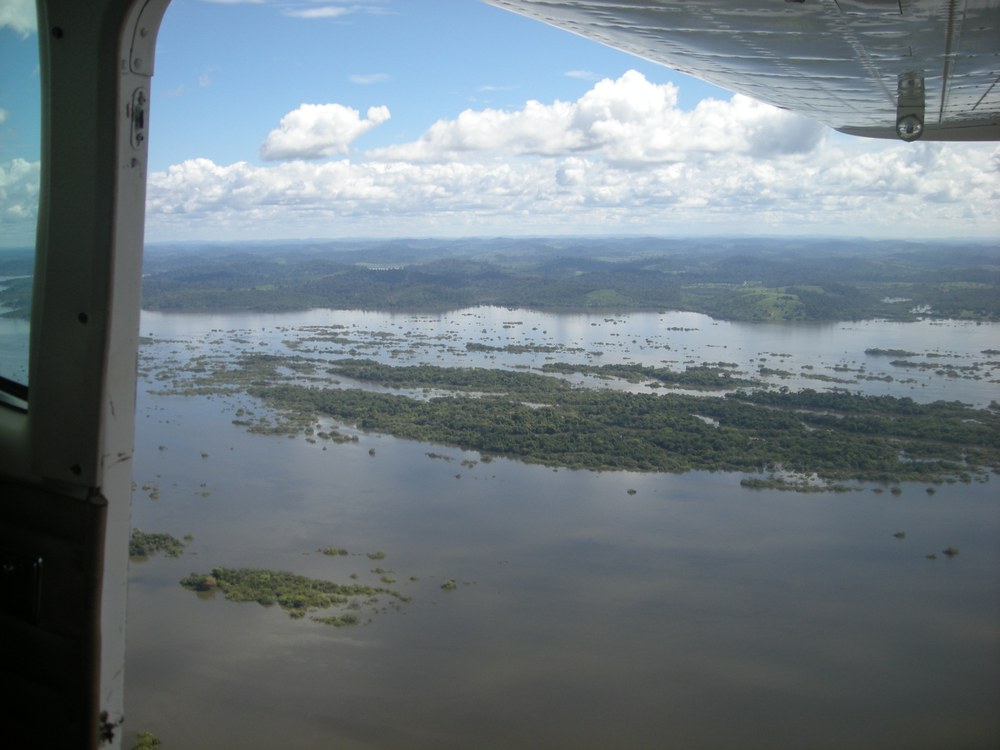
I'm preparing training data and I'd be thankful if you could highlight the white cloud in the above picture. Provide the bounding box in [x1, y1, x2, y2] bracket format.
[0, 0, 36, 35]
[280, 2, 390, 19]
[0, 157, 39, 203]
[367, 71, 825, 164]
[0, 158, 40, 246]
[259, 103, 391, 160]
[350, 73, 390, 85]
[285, 6, 352, 19]
[144, 74, 1000, 241]
[565, 70, 601, 81]
[145, 141, 1000, 241]
[0, 108, 8, 124]
[196, 0, 388, 17]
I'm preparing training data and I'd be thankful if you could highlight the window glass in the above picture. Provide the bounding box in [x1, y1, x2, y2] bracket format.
[0, 0, 40, 392]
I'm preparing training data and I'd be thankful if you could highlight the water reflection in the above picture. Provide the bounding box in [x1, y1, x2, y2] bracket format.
[0, 311, 29, 385]
[125, 309, 1000, 749]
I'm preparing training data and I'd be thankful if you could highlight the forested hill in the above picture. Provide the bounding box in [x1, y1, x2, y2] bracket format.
[4, 237, 998, 322]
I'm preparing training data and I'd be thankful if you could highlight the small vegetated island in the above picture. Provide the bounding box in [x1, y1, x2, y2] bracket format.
[180, 566, 410, 627]
[129, 529, 186, 559]
[177, 546, 422, 627]
[128, 527, 416, 627]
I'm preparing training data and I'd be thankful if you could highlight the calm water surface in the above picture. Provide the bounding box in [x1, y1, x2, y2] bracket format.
[125, 309, 1000, 749]
[0, 290, 28, 384]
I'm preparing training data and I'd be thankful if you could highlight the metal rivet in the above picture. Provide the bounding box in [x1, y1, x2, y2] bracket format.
[78, 312, 89, 324]
[70, 464, 82, 476]
[52, 27, 63, 39]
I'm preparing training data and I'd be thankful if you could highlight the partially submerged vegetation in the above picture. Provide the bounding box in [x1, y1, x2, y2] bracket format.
[244, 369, 998, 486]
[131, 731, 161, 750]
[140, 336, 998, 490]
[129, 529, 186, 559]
[180, 566, 409, 625]
[126, 242, 998, 492]
[540, 361, 755, 390]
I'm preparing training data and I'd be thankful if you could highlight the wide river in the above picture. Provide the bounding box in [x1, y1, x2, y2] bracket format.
[124, 308, 999, 749]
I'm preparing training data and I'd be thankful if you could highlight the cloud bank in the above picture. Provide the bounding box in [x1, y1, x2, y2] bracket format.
[38, 69, 1000, 240]
[369, 71, 824, 164]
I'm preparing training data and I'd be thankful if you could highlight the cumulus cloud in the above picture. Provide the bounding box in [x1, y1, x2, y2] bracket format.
[143, 73, 999, 241]
[0, 158, 40, 205]
[367, 71, 825, 164]
[145, 141, 1000, 241]
[0, 158, 40, 246]
[260, 103, 391, 160]
[0, 0, 37, 35]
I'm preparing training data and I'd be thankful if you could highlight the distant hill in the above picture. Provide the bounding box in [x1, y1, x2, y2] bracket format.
[3, 237, 997, 322]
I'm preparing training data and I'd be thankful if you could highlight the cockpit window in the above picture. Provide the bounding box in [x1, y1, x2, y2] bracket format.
[0, 0, 39, 397]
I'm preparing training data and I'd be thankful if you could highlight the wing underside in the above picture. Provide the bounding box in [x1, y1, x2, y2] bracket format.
[486, 0, 1000, 141]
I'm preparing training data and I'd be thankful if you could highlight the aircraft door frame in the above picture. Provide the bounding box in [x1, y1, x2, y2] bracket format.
[0, 0, 170, 746]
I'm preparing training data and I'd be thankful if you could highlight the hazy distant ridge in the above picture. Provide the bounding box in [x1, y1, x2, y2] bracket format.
[5, 237, 998, 322]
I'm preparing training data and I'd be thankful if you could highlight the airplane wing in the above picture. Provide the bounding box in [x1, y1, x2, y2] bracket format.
[484, 0, 1000, 141]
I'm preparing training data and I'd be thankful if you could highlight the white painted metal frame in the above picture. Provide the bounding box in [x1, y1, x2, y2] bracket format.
[0, 0, 169, 746]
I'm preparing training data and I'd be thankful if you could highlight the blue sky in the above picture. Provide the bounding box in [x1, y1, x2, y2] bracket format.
[151, 0, 725, 170]
[2, 0, 999, 244]
[148, 0, 726, 171]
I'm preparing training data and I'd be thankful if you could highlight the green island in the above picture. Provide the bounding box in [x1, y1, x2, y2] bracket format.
[246, 374, 997, 487]
[129, 529, 186, 559]
[141, 333, 999, 490]
[131, 731, 161, 750]
[180, 566, 409, 624]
